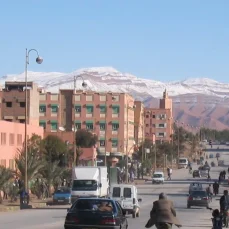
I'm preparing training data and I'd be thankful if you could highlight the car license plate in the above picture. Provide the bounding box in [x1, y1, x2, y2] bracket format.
[194, 198, 201, 200]
[58, 200, 64, 202]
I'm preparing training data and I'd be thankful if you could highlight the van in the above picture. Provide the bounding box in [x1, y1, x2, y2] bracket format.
[109, 184, 142, 218]
[178, 157, 188, 169]
[152, 171, 165, 184]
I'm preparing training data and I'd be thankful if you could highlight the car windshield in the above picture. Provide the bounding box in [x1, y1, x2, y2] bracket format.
[179, 159, 187, 163]
[73, 199, 115, 212]
[72, 180, 98, 191]
[55, 188, 70, 194]
[153, 174, 162, 178]
[190, 191, 207, 197]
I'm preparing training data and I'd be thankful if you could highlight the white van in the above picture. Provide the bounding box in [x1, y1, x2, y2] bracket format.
[152, 171, 165, 184]
[178, 157, 189, 169]
[109, 184, 142, 218]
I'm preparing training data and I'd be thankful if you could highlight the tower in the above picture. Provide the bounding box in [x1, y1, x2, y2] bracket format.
[159, 89, 172, 113]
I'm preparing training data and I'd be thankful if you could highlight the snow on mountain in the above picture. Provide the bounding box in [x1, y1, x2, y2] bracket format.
[1, 67, 229, 100]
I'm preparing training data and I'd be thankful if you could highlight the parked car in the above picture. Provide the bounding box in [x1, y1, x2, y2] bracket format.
[152, 172, 165, 184]
[193, 170, 201, 178]
[189, 183, 203, 193]
[187, 190, 210, 209]
[53, 187, 71, 205]
[64, 198, 128, 229]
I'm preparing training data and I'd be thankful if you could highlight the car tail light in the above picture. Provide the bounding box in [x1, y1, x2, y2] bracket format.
[188, 196, 193, 200]
[101, 218, 116, 225]
[66, 215, 79, 224]
[133, 198, 136, 204]
[203, 197, 208, 200]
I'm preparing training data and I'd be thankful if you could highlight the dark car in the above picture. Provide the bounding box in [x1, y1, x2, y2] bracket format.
[187, 190, 210, 209]
[64, 198, 128, 229]
[53, 187, 71, 205]
[193, 170, 201, 178]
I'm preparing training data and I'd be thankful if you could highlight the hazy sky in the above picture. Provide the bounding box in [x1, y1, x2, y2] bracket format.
[1, 0, 229, 82]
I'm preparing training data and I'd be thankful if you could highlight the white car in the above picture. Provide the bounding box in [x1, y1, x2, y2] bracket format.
[152, 172, 165, 184]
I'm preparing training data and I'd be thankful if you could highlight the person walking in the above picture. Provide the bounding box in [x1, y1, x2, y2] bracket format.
[167, 167, 171, 180]
[213, 181, 219, 196]
[145, 193, 182, 229]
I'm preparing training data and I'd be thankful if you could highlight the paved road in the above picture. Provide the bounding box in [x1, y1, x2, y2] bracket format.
[0, 151, 229, 229]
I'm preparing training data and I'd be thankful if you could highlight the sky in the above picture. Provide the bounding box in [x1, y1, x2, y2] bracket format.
[0, 0, 229, 82]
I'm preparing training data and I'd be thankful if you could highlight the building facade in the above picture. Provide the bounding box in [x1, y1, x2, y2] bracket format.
[144, 90, 173, 142]
[38, 90, 136, 159]
[0, 120, 44, 169]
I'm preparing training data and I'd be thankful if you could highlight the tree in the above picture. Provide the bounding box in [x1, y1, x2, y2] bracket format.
[74, 129, 98, 165]
[0, 166, 13, 203]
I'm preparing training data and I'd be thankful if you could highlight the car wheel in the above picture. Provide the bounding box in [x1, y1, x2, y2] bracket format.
[136, 211, 140, 217]
[187, 205, 191, 208]
[132, 212, 136, 218]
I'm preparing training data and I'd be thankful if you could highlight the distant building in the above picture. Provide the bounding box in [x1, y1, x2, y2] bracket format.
[144, 89, 173, 142]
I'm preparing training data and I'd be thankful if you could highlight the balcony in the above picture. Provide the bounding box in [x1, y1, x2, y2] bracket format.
[51, 113, 57, 117]
[100, 131, 105, 136]
[75, 113, 81, 117]
[100, 114, 105, 118]
[86, 113, 93, 118]
[39, 113, 45, 117]
[112, 114, 119, 118]
[111, 147, 118, 153]
[112, 130, 118, 135]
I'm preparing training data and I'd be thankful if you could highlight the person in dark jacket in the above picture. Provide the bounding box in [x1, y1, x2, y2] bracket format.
[145, 193, 182, 229]
[213, 182, 219, 196]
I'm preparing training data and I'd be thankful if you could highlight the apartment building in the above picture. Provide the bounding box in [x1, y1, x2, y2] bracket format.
[38, 90, 136, 160]
[0, 120, 43, 169]
[0, 82, 40, 126]
[144, 90, 173, 142]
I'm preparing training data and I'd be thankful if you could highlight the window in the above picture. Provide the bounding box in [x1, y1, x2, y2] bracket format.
[152, 124, 155, 127]
[1, 133, 6, 145]
[6, 102, 12, 107]
[75, 105, 81, 113]
[146, 115, 149, 118]
[157, 132, 165, 137]
[112, 139, 118, 147]
[72, 180, 98, 191]
[86, 124, 93, 130]
[115, 201, 123, 215]
[100, 95, 106, 101]
[86, 105, 93, 114]
[74, 95, 81, 101]
[51, 121, 58, 131]
[146, 124, 149, 127]
[86, 95, 93, 101]
[39, 121, 46, 129]
[17, 134, 22, 146]
[100, 140, 105, 146]
[158, 123, 165, 128]
[5, 119, 12, 122]
[123, 188, 131, 198]
[20, 102, 25, 108]
[51, 105, 58, 113]
[19, 120, 25, 123]
[112, 187, 121, 198]
[75, 123, 81, 130]
[9, 133, 14, 145]
[112, 105, 119, 114]
[50, 94, 59, 101]
[112, 124, 119, 130]
[39, 105, 46, 113]
[152, 115, 155, 118]
[100, 105, 106, 114]
[112, 95, 119, 101]
[100, 123, 106, 130]
[39, 94, 46, 100]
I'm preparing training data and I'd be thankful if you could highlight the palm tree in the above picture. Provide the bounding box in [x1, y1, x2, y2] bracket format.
[14, 147, 45, 188]
[0, 166, 13, 203]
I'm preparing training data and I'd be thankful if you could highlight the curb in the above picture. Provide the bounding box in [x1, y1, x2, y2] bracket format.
[0, 202, 47, 212]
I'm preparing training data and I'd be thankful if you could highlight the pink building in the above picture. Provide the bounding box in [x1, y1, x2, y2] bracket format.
[0, 120, 44, 169]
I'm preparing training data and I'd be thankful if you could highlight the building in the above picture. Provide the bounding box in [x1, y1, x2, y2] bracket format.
[144, 90, 173, 142]
[134, 101, 144, 146]
[38, 90, 136, 161]
[0, 82, 40, 126]
[0, 120, 44, 169]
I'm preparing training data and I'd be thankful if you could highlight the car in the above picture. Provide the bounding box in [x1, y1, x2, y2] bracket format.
[152, 172, 165, 184]
[64, 198, 128, 229]
[193, 170, 201, 178]
[53, 187, 71, 205]
[218, 160, 224, 166]
[187, 190, 210, 209]
[189, 183, 203, 193]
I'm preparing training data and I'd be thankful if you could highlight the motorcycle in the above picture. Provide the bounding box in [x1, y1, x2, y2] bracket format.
[209, 208, 223, 229]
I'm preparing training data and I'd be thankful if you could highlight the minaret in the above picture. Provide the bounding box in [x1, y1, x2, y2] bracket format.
[160, 89, 172, 113]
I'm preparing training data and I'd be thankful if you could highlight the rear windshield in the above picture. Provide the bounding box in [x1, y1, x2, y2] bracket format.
[191, 191, 206, 197]
[55, 188, 70, 194]
[72, 180, 97, 191]
[123, 188, 131, 198]
[179, 159, 187, 164]
[112, 187, 121, 198]
[153, 174, 162, 178]
[73, 199, 115, 212]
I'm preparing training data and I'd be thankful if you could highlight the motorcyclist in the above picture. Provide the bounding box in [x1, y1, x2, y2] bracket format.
[213, 182, 219, 196]
[220, 190, 229, 227]
[212, 209, 223, 229]
[145, 193, 182, 229]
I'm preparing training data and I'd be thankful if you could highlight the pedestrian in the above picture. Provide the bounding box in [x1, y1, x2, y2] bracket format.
[167, 167, 171, 180]
[213, 181, 219, 196]
[145, 192, 182, 229]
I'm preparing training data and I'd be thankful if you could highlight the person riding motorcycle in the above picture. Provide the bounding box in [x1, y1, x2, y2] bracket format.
[145, 193, 182, 229]
[212, 209, 223, 229]
[220, 190, 229, 227]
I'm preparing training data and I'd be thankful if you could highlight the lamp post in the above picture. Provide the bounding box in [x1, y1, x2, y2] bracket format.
[73, 76, 87, 166]
[125, 101, 136, 183]
[24, 48, 43, 192]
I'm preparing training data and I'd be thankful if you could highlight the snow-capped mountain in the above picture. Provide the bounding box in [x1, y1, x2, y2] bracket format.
[1, 67, 229, 130]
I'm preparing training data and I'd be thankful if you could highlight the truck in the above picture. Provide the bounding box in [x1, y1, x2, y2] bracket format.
[71, 166, 109, 203]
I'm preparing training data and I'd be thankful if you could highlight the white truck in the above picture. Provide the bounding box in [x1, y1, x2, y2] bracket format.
[71, 166, 109, 203]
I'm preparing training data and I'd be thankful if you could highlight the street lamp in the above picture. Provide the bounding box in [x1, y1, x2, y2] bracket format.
[125, 101, 136, 183]
[73, 75, 87, 166]
[24, 48, 43, 192]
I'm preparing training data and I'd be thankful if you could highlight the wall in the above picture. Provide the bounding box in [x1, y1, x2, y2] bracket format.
[0, 121, 44, 169]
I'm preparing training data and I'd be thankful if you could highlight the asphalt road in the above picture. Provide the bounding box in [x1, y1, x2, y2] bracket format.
[0, 152, 228, 229]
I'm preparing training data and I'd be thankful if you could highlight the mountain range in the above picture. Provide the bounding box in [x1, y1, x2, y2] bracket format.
[1, 67, 229, 130]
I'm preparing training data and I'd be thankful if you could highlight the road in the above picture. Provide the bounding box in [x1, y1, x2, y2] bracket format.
[0, 152, 228, 229]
